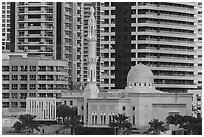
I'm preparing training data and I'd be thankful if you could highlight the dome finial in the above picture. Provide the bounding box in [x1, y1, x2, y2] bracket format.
[90, 7, 94, 16]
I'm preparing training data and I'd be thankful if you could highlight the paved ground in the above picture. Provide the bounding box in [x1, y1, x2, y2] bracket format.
[2, 117, 18, 127]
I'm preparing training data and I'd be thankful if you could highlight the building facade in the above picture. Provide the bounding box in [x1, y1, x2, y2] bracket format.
[61, 63, 192, 132]
[26, 97, 56, 121]
[2, 2, 11, 51]
[2, 53, 68, 116]
[195, 2, 202, 89]
[100, 2, 198, 93]
[188, 89, 202, 118]
[8, 2, 84, 89]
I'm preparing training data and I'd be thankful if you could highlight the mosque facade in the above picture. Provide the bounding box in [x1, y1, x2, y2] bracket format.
[25, 6, 193, 131]
[58, 7, 193, 131]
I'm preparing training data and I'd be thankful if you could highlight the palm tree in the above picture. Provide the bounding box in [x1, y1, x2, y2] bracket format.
[56, 105, 78, 124]
[12, 121, 23, 133]
[13, 114, 40, 134]
[109, 113, 132, 135]
[64, 115, 84, 135]
[147, 119, 167, 135]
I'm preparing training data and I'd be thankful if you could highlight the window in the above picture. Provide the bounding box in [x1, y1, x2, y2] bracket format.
[197, 95, 201, 101]
[20, 102, 26, 108]
[30, 75, 36, 80]
[2, 93, 9, 98]
[20, 75, 27, 81]
[2, 102, 9, 108]
[11, 102, 18, 108]
[38, 84, 46, 90]
[20, 84, 27, 90]
[20, 66, 27, 71]
[133, 115, 135, 125]
[133, 107, 135, 110]
[100, 113, 103, 124]
[104, 113, 106, 124]
[92, 113, 95, 124]
[11, 93, 18, 98]
[2, 75, 9, 81]
[70, 100, 73, 106]
[30, 66, 36, 71]
[38, 66, 46, 71]
[29, 93, 36, 97]
[104, 2, 109, 7]
[30, 84, 36, 90]
[38, 75, 46, 81]
[20, 93, 27, 99]
[3, 84, 9, 90]
[122, 106, 126, 110]
[12, 75, 18, 80]
[2, 66, 9, 71]
[11, 84, 18, 90]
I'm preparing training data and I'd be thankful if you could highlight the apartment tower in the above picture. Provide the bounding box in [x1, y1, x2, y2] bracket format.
[2, 2, 11, 51]
[100, 2, 197, 93]
[8, 2, 85, 89]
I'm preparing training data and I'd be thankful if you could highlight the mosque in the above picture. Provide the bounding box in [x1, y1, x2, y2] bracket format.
[26, 7, 193, 132]
[60, 7, 193, 132]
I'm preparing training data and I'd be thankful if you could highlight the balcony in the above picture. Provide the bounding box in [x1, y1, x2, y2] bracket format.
[140, 56, 194, 63]
[138, 3, 195, 13]
[138, 21, 194, 30]
[138, 39, 194, 47]
[138, 47, 195, 55]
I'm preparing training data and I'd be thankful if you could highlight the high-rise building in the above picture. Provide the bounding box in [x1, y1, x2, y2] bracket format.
[6, 2, 102, 89]
[195, 2, 202, 89]
[2, 2, 11, 51]
[8, 2, 85, 89]
[100, 2, 198, 93]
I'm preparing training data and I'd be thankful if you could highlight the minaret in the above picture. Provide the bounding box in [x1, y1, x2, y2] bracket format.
[84, 7, 99, 126]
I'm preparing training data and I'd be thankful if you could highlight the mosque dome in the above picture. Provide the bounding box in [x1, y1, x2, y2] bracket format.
[127, 63, 154, 84]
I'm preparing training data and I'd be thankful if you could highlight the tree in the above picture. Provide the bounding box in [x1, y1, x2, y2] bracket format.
[64, 115, 84, 135]
[166, 115, 182, 135]
[12, 121, 23, 133]
[177, 115, 201, 135]
[166, 115, 182, 125]
[192, 117, 202, 135]
[56, 105, 77, 124]
[109, 113, 132, 135]
[147, 119, 167, 135]
[12, 114, 40, 134]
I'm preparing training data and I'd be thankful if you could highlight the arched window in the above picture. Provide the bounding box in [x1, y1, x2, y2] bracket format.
[104, 113, 106, 124]
[92, 113, 94, 124]
[109, 114, 112, 123]
[95, 113, 97, 124]
[112, 113, 115, 122]
[101, 113, 103, 124]
[133, 115, 135, 125]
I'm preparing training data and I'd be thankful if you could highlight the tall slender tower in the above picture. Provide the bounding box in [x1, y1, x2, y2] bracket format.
[84, 7, 99, 126]
[84, 7, 99, 98]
